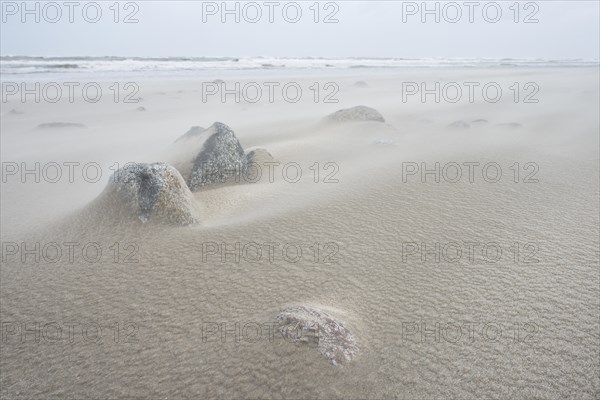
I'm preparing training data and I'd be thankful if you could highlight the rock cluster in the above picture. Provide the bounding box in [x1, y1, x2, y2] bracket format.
[93, 122, 274, 225]
[172, 122, 275, 191]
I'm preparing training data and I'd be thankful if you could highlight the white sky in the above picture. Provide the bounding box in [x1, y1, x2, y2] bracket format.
[1, 1, 599, 59]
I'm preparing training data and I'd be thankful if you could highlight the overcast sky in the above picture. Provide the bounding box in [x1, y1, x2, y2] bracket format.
[1, 1, 598, 59]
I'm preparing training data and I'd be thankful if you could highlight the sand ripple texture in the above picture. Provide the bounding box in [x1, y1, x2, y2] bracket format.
[1, 69, 599, 399]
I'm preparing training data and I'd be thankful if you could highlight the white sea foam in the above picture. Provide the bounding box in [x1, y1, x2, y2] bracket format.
[1, 55, 598, 80]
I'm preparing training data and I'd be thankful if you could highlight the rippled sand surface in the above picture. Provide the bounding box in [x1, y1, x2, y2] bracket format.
[1, 68, 599, 399]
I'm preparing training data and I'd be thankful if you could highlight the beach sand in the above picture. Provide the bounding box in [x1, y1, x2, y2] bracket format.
[1, 67, 599, 399]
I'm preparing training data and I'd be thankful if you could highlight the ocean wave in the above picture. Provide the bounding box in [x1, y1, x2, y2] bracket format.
[1, 56, 598, 76]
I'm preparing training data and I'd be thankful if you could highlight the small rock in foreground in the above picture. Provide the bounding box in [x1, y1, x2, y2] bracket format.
[275, 306, 358, 366]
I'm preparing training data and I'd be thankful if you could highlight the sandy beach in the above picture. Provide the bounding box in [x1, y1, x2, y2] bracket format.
[0, 65, 598, 398]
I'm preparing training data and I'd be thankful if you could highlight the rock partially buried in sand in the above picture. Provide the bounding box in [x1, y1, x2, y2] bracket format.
[100, 163, 199, 225]
[170, 123, 275, 189]
[372, 139, 395, 146]
[174, 126, 206, 142]
[324, 105, 385, 123]
[135, 106, 146, 112]
[496, 122, 522, 129]
[447, 121, 470, 129]
[36, 122, 87, 130]
[275, 306, 358, 366]
[353, 81, 368, 88]
[188, 122, 246, 191]
[245, 148, 275, 165]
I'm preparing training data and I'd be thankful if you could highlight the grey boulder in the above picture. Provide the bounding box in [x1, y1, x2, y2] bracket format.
[99, 162, 199, 225]
[187, 122, 247, 190]
[170, 122, 275, 190]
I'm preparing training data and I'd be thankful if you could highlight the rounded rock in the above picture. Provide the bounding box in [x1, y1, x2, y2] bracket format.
[324, 105, 385, 123]
[98, 162, 200, 225]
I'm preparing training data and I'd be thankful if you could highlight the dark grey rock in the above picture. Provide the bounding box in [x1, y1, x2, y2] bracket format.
[100, 162, 199, 225]
[170, 123, 275, 189]
[275, 306, 358, 366]
[188, 122, 246, 191]
[324, 105, 385, 123]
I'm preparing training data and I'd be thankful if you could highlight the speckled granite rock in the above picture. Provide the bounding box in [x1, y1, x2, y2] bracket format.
[101, 162, 199, 225]
[170, 122, 276, 189]
[188, 122, 246, 190]
[324, 105, 385, 123]
[275, 306, 358, 366]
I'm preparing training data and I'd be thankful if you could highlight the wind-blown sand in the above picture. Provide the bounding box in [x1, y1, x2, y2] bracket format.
[1, 67, 599, 399]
